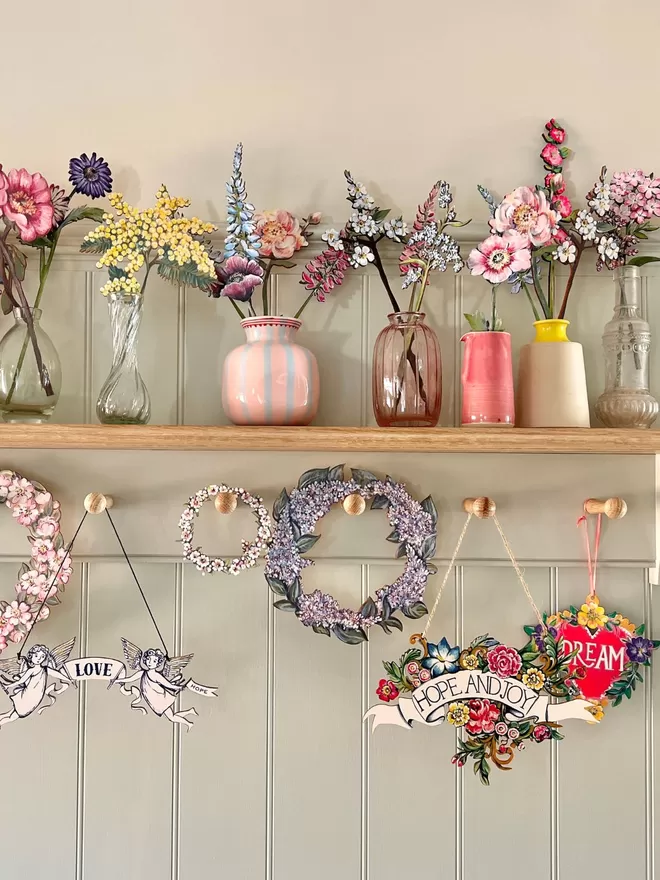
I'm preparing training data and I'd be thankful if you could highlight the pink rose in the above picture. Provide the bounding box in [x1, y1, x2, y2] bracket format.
[532, 724, 552, 743]
[545, 173, 565, 195]
[466, 699, 500, 735]
[254, 209, 308, 259]
[545, 119, 565, 144]
[553, 195, 573, 218]
[486, 644, 522, 678]
[541, 143, 563, 168]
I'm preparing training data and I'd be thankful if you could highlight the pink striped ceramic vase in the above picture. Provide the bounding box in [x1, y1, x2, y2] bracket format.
[460, 331, 515, 426]
[222, 317, 319, 426]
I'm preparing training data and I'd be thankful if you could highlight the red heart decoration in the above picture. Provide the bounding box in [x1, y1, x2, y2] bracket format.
[558, 620, 629, 701]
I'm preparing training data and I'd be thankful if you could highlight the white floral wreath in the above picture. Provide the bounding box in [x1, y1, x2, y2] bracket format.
[0, 470, 71, 656]
[179, 484, 273, 576]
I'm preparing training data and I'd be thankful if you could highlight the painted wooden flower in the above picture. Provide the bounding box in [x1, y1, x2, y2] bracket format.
[422, 638, 460, 677]
[577, 599, 608, 631]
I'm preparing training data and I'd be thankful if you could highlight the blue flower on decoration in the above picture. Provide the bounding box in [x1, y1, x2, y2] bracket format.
[626, 636, 655, 665]
[68, 152, 113, 199]
[422, 637, 460, 677]
[223, 143, 261, 262]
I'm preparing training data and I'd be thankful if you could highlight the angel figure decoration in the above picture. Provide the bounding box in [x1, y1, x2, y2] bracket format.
[112, 639, 216, 731]
[0, 639, 76, 727]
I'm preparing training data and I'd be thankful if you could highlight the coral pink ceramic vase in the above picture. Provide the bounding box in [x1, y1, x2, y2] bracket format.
[222, 317, 319, 426]
[460, 331, 515, 426]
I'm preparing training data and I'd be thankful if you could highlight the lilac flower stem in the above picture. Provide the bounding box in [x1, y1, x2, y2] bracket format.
[294, 293, 315, 320]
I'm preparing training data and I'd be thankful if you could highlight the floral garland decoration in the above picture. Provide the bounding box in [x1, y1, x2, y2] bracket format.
[0, 470, 71, 655]
[538, 594, 659, 709]
[264, 465, 437, 644]
[375, 626, 588, 785]
[179, 484, 273, 576]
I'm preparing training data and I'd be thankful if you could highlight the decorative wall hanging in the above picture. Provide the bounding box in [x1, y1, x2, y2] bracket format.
[0, 470, 70, 655]
[533, 497, 658, 712]
[265, 465, 437, 644]
[179, 484, 273, 575]
[0, 493, 216, 730]
[365, 497, 599, 785]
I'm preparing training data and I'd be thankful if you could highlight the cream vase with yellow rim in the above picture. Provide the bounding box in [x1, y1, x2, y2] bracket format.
[517, 319, 590, 428]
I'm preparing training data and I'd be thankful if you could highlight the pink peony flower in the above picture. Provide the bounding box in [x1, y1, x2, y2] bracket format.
[468, 231, 531, 284]
[3, 169, 54, 243]
[35, 515, 60, 537]
[553, 195, 573, 218]
[541, 144, 563, 168]
[545, 173, 565, 195]
[254, 210, 308, 259]
[545, 119, 565, 144]
[466, 699, 500, 735]
[486, 644, 523, 678]
[490, 186, 559, 246]
[212, 255, 263, 302]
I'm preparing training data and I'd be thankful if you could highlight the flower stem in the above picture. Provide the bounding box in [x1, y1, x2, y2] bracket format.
[491, 285, 497, 331]
[261, 261, 273, 316]
[368, 239, 401, 313]
[530, 258, 550, 318]
[229, 298, 246, 320]
[521, 281, 541, 322]
[548, 261, 556, 317]
[557, 246, 583, 320]
[294, 292, 314, 320]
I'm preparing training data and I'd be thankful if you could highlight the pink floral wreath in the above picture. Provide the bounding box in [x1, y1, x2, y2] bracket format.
[0, 470, 71, 655]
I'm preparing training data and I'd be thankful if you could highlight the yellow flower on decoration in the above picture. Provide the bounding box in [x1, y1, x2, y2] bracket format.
[459, 651, 480, 670]
[546, 614, 560, 627]
[446, 701, 470, 727]
[82, 186, 217, 297]
[522, 668, 546, 690]
[577, 601, 608, 630]
[587, 699, 608, 723]
[613, 614, 636, 634]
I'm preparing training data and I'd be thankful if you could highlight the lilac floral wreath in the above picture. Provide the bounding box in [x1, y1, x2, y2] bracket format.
[264, 465, 437, 644]
[179, 484, 273, 576]
[0, 470, 71, 655]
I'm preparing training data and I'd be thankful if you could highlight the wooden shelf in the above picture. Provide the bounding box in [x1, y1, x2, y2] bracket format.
[0, 424, 657, 453]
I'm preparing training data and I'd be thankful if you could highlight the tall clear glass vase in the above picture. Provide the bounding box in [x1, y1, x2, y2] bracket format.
[0, 308, 61, 423]
[595, 266, 658, 428]
[97, 294, 151, 425]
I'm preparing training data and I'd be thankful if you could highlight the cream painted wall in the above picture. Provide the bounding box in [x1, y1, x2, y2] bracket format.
[7, 0, 660, 224]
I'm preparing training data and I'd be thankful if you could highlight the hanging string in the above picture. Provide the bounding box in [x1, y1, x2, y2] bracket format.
[577, 513, 601, 598]
[491, 514, 545, 627]
[421, 513, 473, 639]
[19, 510, 89, 658]
[105, 509, 170, 656]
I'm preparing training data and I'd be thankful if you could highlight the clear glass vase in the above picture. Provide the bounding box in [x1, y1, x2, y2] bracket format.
[372, 312, 441, 427]
[595, 266, 658, 428]
[97, 294, 151, 425]
[0, 308, 61, 423]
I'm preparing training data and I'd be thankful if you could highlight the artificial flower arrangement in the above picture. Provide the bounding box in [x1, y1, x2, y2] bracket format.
[82, 187, 217, 296]
[0, 153, 112, 401]
[210, 143, 322, 318]
[468, 119, 660, 323]
[300, 171, 470, 313]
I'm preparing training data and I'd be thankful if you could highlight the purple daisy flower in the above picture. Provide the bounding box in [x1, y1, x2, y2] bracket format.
[68, 152, 113, 199]
[211, 255, 263, 301]
[626, 636, 655, 664]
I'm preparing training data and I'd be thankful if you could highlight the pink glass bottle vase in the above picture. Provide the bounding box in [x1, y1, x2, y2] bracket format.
[461, 331, 515, 426]
[222, 317, 319, 426]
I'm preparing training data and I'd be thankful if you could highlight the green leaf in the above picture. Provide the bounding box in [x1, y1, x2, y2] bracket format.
[359, 598, 377, 619]
[464, 311, 488, 332]
[635, 231, 649, 240]
[312, 624, 331, 637]
[1, 291, 13, 315]
[9, 247, 27, 281]
[265, 575, 287, 596]
[272, 488, 289, 522]
[386, 530, 400, 543]
[420, 535, 436, 560]
[108, 266, 127, 281]
[334, 626, 368, 645]
[296, 534, 320, 554]
[59, 205, 105, 229]
[298, 467, 330, 490]
[157, 259, 214, 291]
[395, 544, 407, 559]
[271, 260, 297, 269]
[636, 624, 646, 635]
[421, 495, 438, 525]
[287, 578, 302, 604]
[521, 651, 540, 662]
[274, 599, 296, 611]
[628, 256, 660, 266]
[80, 237, 113, 255]
[370, 495, 389, 510]
[351, 468, 378, 486]
[402, 601, 428, 620]
[373, 208, 390, 222]
[328, 464, 345, 481]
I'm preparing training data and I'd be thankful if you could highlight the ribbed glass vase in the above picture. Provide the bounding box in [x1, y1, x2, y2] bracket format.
[97, 294, 151, 425]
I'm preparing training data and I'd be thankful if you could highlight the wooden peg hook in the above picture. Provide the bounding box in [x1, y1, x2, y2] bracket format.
[215, 492, 238, 515]
[343, 493, 366, 516]
[84, 493, 114, 515]
[584, 497, 627, 519]
[463, 497, 496, 518]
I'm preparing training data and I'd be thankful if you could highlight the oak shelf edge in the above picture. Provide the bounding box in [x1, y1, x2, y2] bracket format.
[0, 425, 655, 453]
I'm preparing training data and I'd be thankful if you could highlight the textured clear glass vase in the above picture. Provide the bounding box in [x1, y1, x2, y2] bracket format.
[0, 308, 61, 423]
[595, 266, 658, 428]
[97, 294, 151, 425]
[372, 312, 441, 427]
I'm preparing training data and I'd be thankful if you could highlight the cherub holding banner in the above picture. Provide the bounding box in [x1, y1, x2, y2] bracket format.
[110, 639, 216, 730]
[0, 639, 76, 726]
